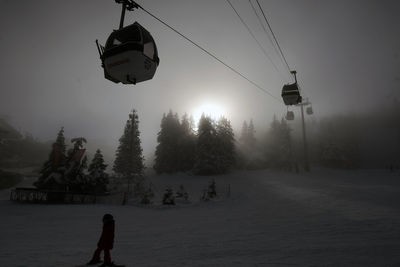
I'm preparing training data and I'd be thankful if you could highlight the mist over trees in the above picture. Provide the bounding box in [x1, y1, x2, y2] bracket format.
[316, 115, 361, 169]
[151, 105, 400, 176]
[237, 116, 293, 171]
[271, 104, 400, 170]
[308, 104, 400, 169]
[3, 100, 399, 185]
[237, 119, 262, 169]
[239, 120, 256, 149]
[234, 103, 400, 172]
[264, 116, 292, 170]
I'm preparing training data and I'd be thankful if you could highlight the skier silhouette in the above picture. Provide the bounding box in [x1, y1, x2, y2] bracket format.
[87, 214, 115, 266]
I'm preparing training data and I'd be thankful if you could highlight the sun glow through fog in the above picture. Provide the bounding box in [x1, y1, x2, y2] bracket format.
[192, 102, 226, 126]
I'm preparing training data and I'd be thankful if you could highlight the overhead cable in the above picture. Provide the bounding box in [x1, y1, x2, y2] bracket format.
[255, 0, 292, 74]
[135, 3, 281, 101]
[248, 0, 282, 68]
[225, 0, 286, 82]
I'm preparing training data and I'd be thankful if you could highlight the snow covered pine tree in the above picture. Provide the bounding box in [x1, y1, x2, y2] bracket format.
[113, 109, 145, 198]
[88, 149, 109, 194]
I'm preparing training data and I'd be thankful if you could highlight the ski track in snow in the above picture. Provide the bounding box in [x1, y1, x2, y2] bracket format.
[1, 168, 400, 267]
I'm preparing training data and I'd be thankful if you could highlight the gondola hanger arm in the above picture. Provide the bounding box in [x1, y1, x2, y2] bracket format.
[115, 0, 141, 10]
[290, 70, 297, 83]
[115, 0, 141, 29]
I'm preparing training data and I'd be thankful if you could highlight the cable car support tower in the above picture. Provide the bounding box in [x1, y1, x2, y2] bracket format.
[288, 71, 312, 172]
[296, 99, 311, 172]
[253, 0, 313, 172]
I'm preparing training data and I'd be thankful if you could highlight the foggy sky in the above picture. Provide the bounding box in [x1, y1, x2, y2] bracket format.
[0, 0, 399, 160]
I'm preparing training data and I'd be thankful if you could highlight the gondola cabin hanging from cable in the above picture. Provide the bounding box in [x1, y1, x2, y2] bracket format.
[282, 70, 302, 105]
[286, 110, 294, 120]
[96, 0, 159, 85]
[306, 106, 313, 115]
[99, 22, 159, 84]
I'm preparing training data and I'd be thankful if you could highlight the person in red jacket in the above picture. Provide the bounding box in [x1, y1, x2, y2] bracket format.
[87, 214, 115, 266]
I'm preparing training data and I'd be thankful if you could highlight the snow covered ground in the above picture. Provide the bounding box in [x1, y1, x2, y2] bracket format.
[1, 168, 400, 267]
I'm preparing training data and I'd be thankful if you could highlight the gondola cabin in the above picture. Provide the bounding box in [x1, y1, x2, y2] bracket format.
[281, 82, 302, 106]
[98, 22, 159, 84]
[306, 106, 313, 115]
[286, 111, 294, 120]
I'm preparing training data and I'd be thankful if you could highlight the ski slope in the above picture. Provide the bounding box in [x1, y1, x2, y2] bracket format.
[1, 168, 400, 267]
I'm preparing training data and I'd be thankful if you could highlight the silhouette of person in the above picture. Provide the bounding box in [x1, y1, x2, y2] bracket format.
[87, 214, 115, 266]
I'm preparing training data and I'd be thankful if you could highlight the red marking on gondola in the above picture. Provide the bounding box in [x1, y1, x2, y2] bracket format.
[107, 58, 130, 68]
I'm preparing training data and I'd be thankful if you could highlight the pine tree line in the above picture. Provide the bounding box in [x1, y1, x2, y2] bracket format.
[154, 111, 196, 173]
[34, 109, 146, 194]
[154, 111, 236, 175]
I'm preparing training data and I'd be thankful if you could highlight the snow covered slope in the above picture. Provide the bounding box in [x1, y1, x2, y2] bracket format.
[1, 168, 400, 267]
